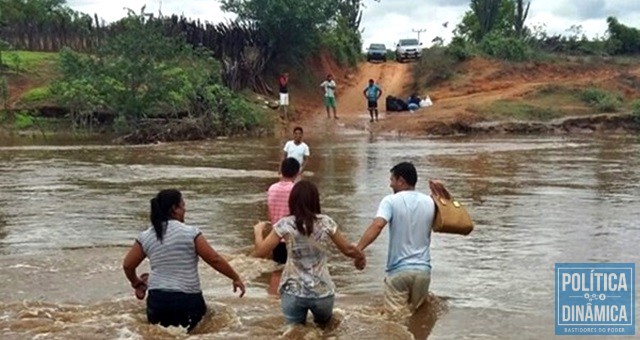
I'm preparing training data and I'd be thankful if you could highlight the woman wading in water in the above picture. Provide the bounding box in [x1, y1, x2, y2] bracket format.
[123, 189, 245, 332]
[253, 180, 365, 326]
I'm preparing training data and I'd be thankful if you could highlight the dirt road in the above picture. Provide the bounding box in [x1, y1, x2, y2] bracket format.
[334, 61, 413, 118]
[296, 56, 640, 136]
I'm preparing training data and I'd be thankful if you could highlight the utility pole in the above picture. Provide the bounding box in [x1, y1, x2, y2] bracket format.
[412, 28, 427, 43]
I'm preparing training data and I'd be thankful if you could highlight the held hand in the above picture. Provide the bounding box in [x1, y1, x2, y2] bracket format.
[233, 279, 246, 298]
[354, 256, 366, 270]
[254, 221, 271, 235]
[253, 221, 271, 244]
[131, 279, 145, 289]
[133, 273, 149, 300]
[253, 222, 266, 234]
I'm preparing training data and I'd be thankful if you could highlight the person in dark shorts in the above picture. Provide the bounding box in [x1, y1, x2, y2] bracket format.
[272, 241, 288, 264]
[146, 290, 207, 331]
[363, 79, 383, 122]
[255, 157, 300, 295]
[123, 189, 246, 332]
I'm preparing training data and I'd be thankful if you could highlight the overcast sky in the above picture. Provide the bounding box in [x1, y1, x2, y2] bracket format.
[67, 0, 640, 49]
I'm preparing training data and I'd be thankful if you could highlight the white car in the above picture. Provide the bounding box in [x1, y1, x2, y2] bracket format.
[395, 39, 422, 62]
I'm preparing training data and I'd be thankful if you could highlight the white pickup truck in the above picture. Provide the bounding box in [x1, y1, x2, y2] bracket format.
[395, 39, 422, 62]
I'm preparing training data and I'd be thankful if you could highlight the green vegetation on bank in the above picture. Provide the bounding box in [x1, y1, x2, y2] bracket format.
[469, 85, 633, 122]
[1, 13, 272, 139]
[218, 0, 364, 94]
[221, 0, 363, 68]
[0, 76, 8, 110]
[56, 12, 273, 137]
[579, 88, 623, 113]
[1, 0, 365, 141]
[19, 87, 52, 104]
[410, 0, 640, 124]
[446, 0, 640, 62]
[414, 0, 640, 87]
[1, 0, 638, 135]
[1, 50, 58, 71]
[470, 101, 563, 121]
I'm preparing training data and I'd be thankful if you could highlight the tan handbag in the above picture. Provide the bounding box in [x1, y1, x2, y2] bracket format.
[429, 180, 474, 235]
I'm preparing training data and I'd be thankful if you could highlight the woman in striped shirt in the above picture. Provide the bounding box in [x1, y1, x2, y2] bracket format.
[123, 189, 245, 332]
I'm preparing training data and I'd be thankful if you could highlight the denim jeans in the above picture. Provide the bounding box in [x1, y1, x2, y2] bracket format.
[280, 293, 334, 325]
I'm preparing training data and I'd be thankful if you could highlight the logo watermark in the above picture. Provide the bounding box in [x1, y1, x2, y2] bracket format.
[555, 263, 635, 336]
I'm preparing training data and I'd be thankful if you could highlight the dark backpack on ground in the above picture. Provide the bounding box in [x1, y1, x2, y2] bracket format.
[386, 95, 408, 112]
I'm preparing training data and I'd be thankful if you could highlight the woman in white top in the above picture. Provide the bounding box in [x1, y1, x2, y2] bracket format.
[123, 189, 246, 332]
[253, 180, 365, 326]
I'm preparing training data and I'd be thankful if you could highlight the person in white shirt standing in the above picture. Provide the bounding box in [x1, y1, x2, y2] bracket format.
[278, 72, 289, 121]
[320, 74, 338, 119]
[282, 126, 310, 174]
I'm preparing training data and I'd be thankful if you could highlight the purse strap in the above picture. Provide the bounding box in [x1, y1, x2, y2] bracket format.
[429, 180, 452, 201]
[429, 180, 465, 210]
[428, 180, 446, 229]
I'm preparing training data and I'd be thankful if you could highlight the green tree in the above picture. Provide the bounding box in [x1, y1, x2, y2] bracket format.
[221, 0, 359, 65]
[52, 10, 218, 129]
[472, 0, 502, 40]
[336, 0, 363, 31]
[50, 50, 103, 130]
[52, 10, 270, 137]
[0, 0, 94, 50]
[456, 0, 515, 43]
[0, 0, 66, 47]
[320, 15, 362, 66]
[514, 0, 530, 38]
[606, 16, 640, 54]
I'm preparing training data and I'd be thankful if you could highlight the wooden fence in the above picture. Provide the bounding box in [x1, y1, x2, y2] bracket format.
[0, 14, 272, 92]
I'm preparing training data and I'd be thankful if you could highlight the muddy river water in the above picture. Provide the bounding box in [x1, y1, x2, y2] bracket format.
[0, 130, 638, 339]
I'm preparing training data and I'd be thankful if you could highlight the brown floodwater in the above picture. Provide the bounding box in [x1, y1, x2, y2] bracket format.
[0, 130, 639, 339]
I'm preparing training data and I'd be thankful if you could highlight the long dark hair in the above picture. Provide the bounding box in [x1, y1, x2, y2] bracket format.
[150, 189, 182, 242]
[288, 180, 321, 236]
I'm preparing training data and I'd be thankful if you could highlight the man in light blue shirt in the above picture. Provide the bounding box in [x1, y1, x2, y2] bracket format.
[363, 79, 382, 122]
[355, 161, 435, 314]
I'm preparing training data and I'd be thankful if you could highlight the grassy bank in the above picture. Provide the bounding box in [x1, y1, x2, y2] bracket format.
[2, 50, 59, 71]
[470, 85, 631, 121]
[1, 50, 276, 143]
[410, 46, 640, 123]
